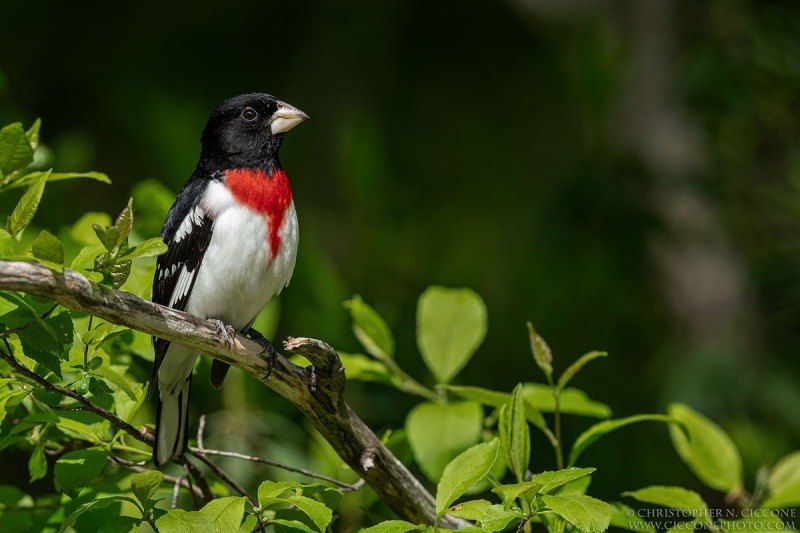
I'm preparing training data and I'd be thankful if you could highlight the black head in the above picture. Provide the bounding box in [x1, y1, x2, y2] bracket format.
[198, 93, 308, 171]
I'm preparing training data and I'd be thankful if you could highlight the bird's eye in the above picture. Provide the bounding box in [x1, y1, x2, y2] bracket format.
[241, 108, 258, 122]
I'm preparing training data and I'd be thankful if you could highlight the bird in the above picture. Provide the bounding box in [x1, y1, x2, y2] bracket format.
[149, 93, 308, 467]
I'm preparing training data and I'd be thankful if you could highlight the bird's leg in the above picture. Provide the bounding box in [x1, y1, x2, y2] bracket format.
[209, 319, 236, 350]
[244, 328, 278, 379]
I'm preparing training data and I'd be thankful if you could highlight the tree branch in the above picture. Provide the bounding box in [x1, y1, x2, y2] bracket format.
[0, 338, 150, 444]
[0, 261, 464, 528]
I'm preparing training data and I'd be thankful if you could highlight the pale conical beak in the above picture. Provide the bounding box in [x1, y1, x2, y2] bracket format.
[270, 101, 309, 134]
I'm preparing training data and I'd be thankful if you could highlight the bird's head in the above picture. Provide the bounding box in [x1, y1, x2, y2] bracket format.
[199, 93, 308, 169]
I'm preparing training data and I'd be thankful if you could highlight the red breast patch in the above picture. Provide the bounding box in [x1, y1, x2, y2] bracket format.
[224, 168, 292, 259]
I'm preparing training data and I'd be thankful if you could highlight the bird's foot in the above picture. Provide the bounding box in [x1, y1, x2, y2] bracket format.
[210, 319, 236, 350]
[245, 328, 278, 379]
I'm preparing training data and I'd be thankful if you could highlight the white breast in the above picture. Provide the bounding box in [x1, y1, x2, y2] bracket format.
[185, 181, 299, 328]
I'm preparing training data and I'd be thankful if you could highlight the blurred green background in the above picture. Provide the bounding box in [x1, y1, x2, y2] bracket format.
[2, 0, 799, 517]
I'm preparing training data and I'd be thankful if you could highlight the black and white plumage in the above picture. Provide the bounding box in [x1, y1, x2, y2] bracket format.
[150, 93, 307, 467]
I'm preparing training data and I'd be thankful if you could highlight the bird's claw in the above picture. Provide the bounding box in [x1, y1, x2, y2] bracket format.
[211, 319, 236, 350]
[245, 328, 278, 379]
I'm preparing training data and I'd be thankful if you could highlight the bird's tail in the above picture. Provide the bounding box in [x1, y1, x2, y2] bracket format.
[153, 375, 192, 467]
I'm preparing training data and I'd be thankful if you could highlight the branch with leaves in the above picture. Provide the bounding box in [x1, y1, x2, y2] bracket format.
[0, 260, 465, 527]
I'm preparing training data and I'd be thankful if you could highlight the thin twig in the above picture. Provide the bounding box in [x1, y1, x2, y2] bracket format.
[182, 456, 213, 506]
[0, 302, 59, 338]
[197, 414, 206, 451]
[172, 477, 182, 509]
[107, 456, 204, 500]
[173, 476, 182, 509]
[0, 341, 150, 445]
[189, 447, 364, 491]
[192, 452, 256, 507]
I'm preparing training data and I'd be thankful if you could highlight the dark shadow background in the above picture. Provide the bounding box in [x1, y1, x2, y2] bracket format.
[2, 0, 799, 517]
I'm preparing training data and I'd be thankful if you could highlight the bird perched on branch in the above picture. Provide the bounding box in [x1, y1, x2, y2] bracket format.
[149, 93, 308, 467]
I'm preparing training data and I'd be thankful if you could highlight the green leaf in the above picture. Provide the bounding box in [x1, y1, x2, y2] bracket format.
[491, 482, 543, 507]
[7, 172, 48, 236]
[557, 351, 607, 390]
[560, 475, 593, 496]
[406, 401, 484, 482]
[131, 470, 164, 509]
[7, 170, 110, 190]
[359, 520, 425, 533]
[93, 224, 120, 252]
[286, 494, 333, 532]
[524, 383, 612, 418]
[16, 308, 73, 377]
[94, 365, 138, 401]
[0, 228, 15, 256]
[55, 416, 103, 444]
[542, 494, 612, 533]
[71, 243, 107, 270]
[114, 198, 134, 247]
[608, 503, 656, 533]
[156, 496, 247, 533]
[762, 450, 800, 509]
[54, 448, 106, 499]
[569, 415, 674, 466]
[59, 496, 135, 533]
[480, 504, 523, 532]
[527, 322, 553, 381]
[448, 499, 492, 520]
[25, 119, 41, 150]
[339, 352, 398, 386]
[668, 403, 743, 493]
[28, 442, 47, 482]
[268, 518, 316, 533]
[238, 514, 259, 533]
[344, 295, 395, 359]
[416, 286, 487, 384]
[0, 123, 34, 175]
[122, 237, 168, 259]
[499, 384, 530, 482]
[622, 486, 710, 526]
[31, 230, 64, 265]
[435, 437, 500, 517]
[445, 385, 511, 407]
[532, 467, 596, 493]
[446, 385, 548, 431]
[257, 480, 303, 507]
[97, 516, 142, 533]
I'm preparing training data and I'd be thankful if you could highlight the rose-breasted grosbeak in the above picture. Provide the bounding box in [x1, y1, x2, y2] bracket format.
[150, 93, 307, 467]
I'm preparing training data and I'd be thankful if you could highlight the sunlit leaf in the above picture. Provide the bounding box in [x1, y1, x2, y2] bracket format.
[542, 494, 612, 533]
[528, 322, 553, 381]
[668, 403, 743, 493]
[499, 384, 530, 482]
[406, 401, 483, 482]
[31, 230, 64, 265]
[7, 172, 48, 236]
[0, 123, 34, 176]
[131, 470, 164, 510]
[54, 448, 106, 499]
[532, 467, 595, 493]
[436, 438, 500, 517]
[417, 286, 487, 384]
[345, 295, 395, 359]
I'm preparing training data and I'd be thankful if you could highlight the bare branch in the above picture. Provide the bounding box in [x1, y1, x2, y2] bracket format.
[189, 447, 364, 491]
[0, 261, 466, 528]
[0, 340, 150, 444]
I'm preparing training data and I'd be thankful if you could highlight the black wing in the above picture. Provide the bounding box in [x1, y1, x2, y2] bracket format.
[150, 178, 214, 395]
